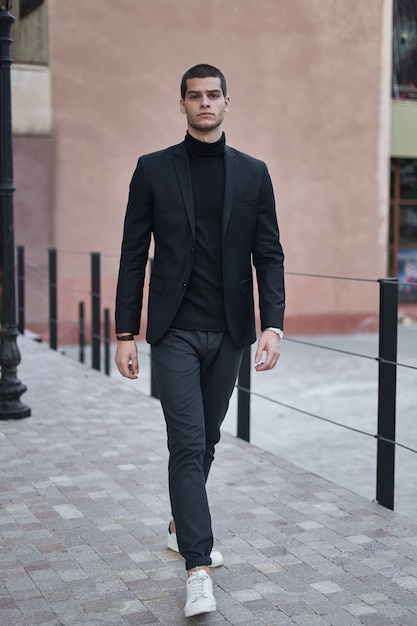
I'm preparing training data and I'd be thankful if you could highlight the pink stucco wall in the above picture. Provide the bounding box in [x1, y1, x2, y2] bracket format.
[19, 0, 393, 341]
[14, 135, 54, 329]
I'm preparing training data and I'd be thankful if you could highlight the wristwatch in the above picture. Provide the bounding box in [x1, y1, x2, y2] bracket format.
[265, 327, 284, 339]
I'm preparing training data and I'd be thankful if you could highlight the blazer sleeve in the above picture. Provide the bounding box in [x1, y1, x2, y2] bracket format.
[115, 157, 152, 335]
[252, 163, 285, 330]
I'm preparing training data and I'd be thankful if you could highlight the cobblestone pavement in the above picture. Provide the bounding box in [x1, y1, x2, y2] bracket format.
[2, 335, 417, 625]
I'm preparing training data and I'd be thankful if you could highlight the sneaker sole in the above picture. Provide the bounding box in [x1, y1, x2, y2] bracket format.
[184, 600, 217, 617]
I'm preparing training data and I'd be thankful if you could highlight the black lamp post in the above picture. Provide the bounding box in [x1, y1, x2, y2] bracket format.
[0, 0, 30, 419]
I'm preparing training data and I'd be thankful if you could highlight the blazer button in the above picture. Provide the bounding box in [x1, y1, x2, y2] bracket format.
[190, 248, 194, 254]
[182, 283, 187, 288]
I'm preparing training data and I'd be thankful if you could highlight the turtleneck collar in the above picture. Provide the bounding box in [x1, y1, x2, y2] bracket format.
[185, 132, 225, 158]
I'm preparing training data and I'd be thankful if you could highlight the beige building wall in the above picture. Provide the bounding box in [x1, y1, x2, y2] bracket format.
[13, 0, 393, 341]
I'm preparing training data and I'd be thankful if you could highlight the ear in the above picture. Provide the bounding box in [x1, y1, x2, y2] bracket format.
[180, 99, 186, 114]
[224, 95, 231, 112]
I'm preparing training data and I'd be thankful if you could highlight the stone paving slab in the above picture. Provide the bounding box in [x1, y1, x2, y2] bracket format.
[1, 335, 417, 625]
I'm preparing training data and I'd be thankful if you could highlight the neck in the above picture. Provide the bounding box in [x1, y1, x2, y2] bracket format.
[187, 126, 224, 144]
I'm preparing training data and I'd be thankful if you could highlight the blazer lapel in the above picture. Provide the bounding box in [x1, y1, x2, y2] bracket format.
[173, 143, 195, 237]
[223, 146, 238, 236]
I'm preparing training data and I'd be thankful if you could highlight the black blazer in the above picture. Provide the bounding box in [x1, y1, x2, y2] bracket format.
[115, 141, 285, 348]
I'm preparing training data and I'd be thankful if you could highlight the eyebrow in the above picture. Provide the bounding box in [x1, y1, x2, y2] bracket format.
[186, 89, 222, 96]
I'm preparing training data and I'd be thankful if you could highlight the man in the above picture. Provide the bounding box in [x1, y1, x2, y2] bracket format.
[115, 63, 285, 618]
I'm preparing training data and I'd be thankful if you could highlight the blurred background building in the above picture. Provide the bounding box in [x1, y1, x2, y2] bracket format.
[9, 0, 417, 343]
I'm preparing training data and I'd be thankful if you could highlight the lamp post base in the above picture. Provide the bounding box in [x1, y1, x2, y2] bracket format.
[0, 398, 31, 420]
[0, 330, 31, 420]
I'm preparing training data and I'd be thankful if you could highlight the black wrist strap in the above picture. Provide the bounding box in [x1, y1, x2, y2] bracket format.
[116, 334, 134, 341]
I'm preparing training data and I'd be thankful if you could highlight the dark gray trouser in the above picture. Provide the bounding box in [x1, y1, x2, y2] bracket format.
[151, 329, 243, 570]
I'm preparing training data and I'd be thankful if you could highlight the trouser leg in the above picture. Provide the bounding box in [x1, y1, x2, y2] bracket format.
[200, 333, 243, 481]
[151, 329, 242, 570]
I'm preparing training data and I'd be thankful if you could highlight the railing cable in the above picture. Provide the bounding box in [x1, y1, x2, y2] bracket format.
[235, 384, 417, 456]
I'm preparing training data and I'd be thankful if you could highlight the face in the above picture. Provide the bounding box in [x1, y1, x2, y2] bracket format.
[180, 76, 230, 139]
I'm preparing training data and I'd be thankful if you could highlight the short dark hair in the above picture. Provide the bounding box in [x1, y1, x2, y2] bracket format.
[180, 64, 227, 99]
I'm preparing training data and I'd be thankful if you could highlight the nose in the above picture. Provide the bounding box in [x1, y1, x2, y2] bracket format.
[201, 95, 210, 107]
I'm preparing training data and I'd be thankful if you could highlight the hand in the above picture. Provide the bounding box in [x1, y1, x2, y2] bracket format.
[115, 340, 139, 379]
[254, 329, 281, 372]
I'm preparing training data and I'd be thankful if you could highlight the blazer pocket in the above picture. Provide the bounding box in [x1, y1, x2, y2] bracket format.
[240, 277, 253, 295]
[149, 274, 165, 294]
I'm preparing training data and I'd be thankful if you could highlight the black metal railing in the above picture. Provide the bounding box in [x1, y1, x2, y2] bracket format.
[15, 245, 417, 513]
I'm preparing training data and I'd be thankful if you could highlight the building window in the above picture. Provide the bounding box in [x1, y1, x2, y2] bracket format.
[390, 159, 417, 301]
[11, 0, 48, 65]
[20, 0, 44, 20]
[392, 0, 417, 101]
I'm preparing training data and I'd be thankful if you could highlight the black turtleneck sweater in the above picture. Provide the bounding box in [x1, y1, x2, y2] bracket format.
[171, 132, 228, 332]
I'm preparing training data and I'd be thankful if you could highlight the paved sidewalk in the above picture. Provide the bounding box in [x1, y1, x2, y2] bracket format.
[2, 336, 417, 625]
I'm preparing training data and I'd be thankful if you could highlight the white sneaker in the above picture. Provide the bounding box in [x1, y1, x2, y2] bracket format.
[167, 526, 224, 567]
[184, 570, 216, 617]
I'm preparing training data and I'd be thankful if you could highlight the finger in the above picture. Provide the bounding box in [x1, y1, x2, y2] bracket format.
[266, 345, 279, 368]
[255, 344, 280, 371]
[124, 362, 138, 379]
[116, 358, 133, 378]
[130, 352, 139, 376]
[254, 340, 265, 365]
[255, 356, 270, 371]
[126, 364, 138, 379]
